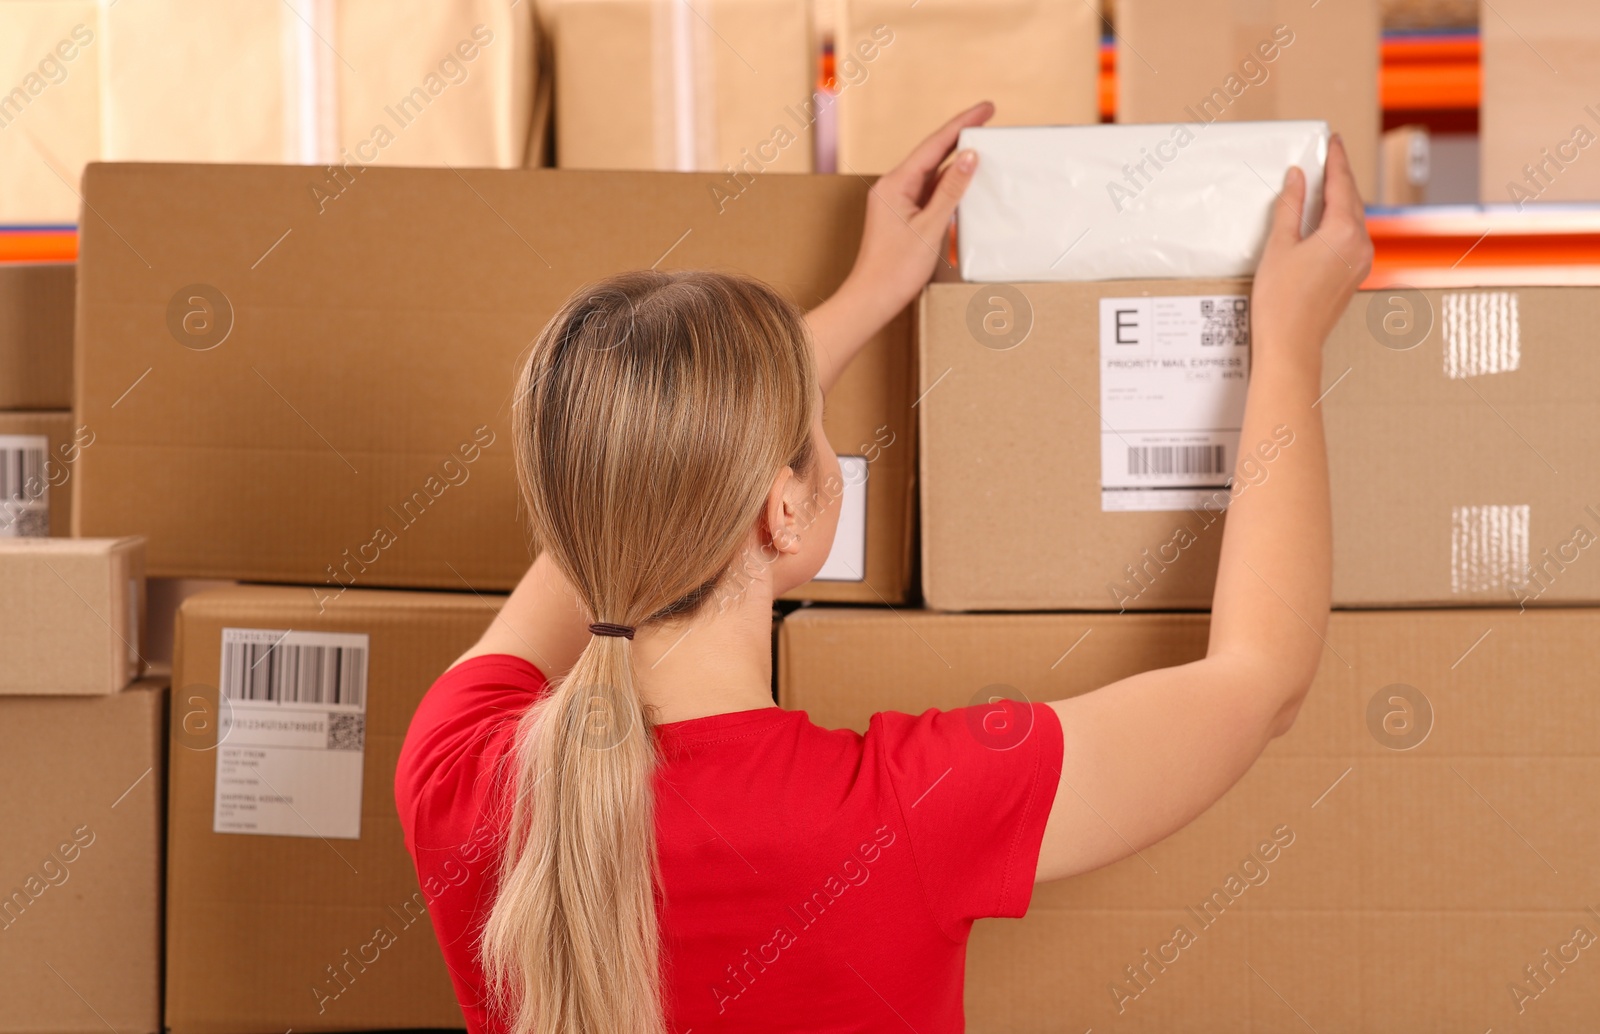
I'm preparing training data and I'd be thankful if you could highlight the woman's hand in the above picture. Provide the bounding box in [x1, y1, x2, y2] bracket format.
[1249, 134, 1374, 374]
[808, 102, 993, 392]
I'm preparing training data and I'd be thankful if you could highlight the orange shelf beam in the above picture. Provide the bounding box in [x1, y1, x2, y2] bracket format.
[0, 229, 77, 263]
[1365, 207, 1600, 287]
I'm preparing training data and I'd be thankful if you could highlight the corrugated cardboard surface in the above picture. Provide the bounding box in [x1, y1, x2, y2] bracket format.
[0, 410, 75, 537]
[0, 263, 74, 410]
[919, 281, 1600, 610]
[0, 678, 167, 1034]
[779, 606, 1600, 1032]
[834, 0, 1101, 175]
[1480, 0, 1600, 204]
[555, 0, 814, 172]
[75, 163, 914, 603]
[919, 279, 1242, 611]
[1116, 0, 1380, 199]
[166, 585, 501, 1034]
[0, 536, 145, 694]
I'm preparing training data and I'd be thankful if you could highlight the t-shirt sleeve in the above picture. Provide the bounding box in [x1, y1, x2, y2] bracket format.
[394, 653, 549, 853]
[869, 699, 1064, 935]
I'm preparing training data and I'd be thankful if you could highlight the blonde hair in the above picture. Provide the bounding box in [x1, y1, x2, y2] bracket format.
[481, 270, 818, 1034]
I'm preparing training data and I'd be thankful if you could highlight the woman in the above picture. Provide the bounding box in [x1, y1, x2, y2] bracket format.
[396, 102, 1373, 1034]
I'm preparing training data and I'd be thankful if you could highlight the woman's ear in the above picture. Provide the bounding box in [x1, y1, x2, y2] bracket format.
[763, 466, 803, 556]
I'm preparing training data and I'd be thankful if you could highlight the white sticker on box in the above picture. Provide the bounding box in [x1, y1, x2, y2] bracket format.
[213, 628, 369, 840]
[814, 455, 867, 582]
[1099, 296, 1251, 512]
[0, 434, 49, 537]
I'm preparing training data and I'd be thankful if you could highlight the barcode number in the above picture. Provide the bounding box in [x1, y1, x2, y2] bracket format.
[221, 631, 368, 708]
[1128, 445, 1227, 477]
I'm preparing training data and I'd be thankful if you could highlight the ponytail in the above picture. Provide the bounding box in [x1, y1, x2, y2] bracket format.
[483, 270, 818, 1032]
[481, 632, 663, 1034]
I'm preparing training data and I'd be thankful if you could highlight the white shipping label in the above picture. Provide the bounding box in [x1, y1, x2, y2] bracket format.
[814, 455, 868, 581]
[213, 628, 370, 840]
[1099, 296, 1251, 512]
[0, 434, 50, 537]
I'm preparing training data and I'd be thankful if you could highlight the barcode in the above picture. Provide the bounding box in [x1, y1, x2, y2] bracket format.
[220, 631, 368, 708]
[1128, 445, 1226, 476]
[0, 446, 44, 503]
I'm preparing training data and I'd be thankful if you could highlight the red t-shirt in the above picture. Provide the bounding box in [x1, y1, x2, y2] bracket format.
[395, 654, 1063, 1033]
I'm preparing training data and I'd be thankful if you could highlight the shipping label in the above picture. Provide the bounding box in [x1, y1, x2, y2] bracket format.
[1099, 296, 1250, 512]
[214, 628, 369, 839]
[0, 434, 49, 537]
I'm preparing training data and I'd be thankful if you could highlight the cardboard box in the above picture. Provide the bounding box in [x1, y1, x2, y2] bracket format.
[102, 0, 536, 169]
[1481, 0, 1600, 205]
[956, 121, 1328, 282]
[919, 281, 1600, 610]
[0, 2, 101, 224]
[555, 0, 814, 173]
[167, 584, 497, 1034]
[1379, 124, 1430, 207]
[0, 678, 167, 1034]
[75, 163, 915, 604]
[0, 263, 75, 409]
[833, 0, 1101, 175]
[0, 536, 145, 694]
[1116, 0, 1380, 200]
[779, 606, 1600, 1032]
[0, 410, 82, 537]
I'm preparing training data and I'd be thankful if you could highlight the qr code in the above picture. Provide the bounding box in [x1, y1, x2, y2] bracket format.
[327, 713, 365, 751]
[1200, 297, 1250, 347]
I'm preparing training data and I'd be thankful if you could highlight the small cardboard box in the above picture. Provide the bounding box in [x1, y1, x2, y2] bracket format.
[0, 536, 145, 694]
[833, 0, 1101, 175]
[101, 0, 537, 168]
[75, 163, 916, 604]
[0, 678, 167, 1034]
[166, 585, 502, 1034]
[0, 3, 101, 224]
[0, 263, 75, 409]
[0, 410, 82, 537]
[779, 605, 1600, 1032]
[555, 0, 814, 172]
[919, 281, 1600, 610]
[1480, 0, 1600, 205]
[1116, 0, 1380, 199]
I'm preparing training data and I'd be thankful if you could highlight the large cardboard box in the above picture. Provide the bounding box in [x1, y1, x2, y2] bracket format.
[833, 0, 1101, 175]
[0, 410, 82, 537]
[166, 585, 499, 1034]
[779, 606, 1600, 1032]
[0, 678, 167, 1034]
[919, 281, 1600, 610]
[0, 2, 101, 225]
[75, 163, 915, 603]
[0, 536, 145, 694]
[102, 0, 536, 169]
[1481, 0, 1600, 205]
[554, 0, 814, 173]
[0, 263, 74, 409]
[1116, 0, 1380, 199]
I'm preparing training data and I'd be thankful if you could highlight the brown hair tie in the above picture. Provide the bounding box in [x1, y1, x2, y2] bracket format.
[588, 622, 636, 640]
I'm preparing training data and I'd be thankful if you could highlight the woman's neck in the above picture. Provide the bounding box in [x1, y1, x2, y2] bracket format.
[629, 580, 779, 726]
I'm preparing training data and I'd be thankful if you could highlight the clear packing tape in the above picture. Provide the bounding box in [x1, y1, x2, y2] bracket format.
[100, 0, 536, 169]
[957, 121, 1329, 282]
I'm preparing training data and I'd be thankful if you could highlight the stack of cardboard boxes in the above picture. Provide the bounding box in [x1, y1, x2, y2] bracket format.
[6, 2, 1600, 1033]
[64, 159, 922, 1031]
[0, 536, 164, 1034]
